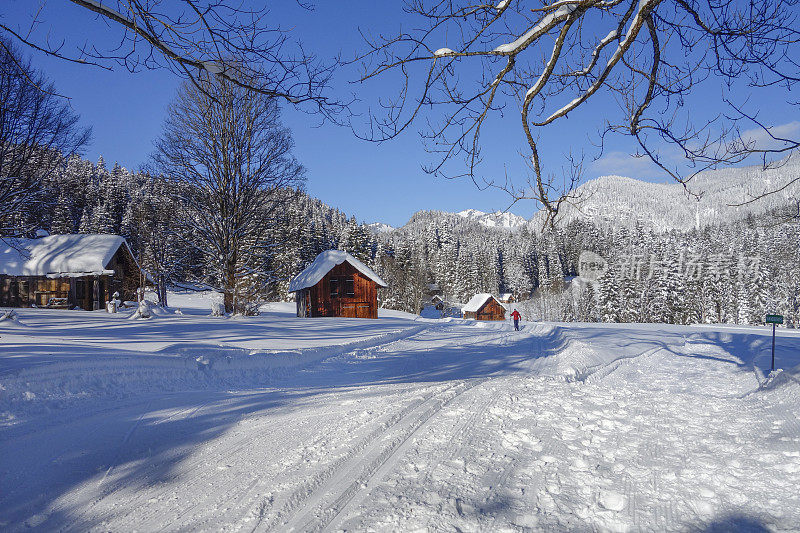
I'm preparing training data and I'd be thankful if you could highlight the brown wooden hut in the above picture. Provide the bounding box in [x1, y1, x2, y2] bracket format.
[0, 234, 147, 311]
[290, 250, 388, 319]
[462, 293, 506, 321]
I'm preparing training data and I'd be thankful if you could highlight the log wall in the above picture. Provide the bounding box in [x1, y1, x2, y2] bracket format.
[298, 262, 379, 319]
[464, 297, 506, 321]
[0, 243, 143, 311]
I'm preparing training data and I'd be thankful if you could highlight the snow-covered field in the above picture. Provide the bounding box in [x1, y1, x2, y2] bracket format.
[2, 292, 800, 532]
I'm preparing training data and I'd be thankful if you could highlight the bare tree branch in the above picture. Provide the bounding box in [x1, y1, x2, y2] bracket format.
[356, 0, 800, 225]
[2, 1, 345, 118]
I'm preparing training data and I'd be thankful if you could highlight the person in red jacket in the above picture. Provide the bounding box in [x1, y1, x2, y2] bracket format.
[510, 309, 521, 331]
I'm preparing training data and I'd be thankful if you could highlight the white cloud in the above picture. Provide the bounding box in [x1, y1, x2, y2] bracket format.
[590, 121, 800, 180]
[589, 151, 668, 179]
[735, 120, 800, 152]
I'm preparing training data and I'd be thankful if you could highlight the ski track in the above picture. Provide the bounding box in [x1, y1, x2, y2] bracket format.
[254, 381, 471, 532]
[67, 327, 434, 533]
[119, 327, 441, 532]
[316, 379, 492, 533]
[3, 316, 800, 532]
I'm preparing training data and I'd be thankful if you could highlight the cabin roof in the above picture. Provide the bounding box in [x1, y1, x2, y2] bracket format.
[462, 293, 501, 313]
[289, 250, 388, 292]
[0, 234, 137, 278]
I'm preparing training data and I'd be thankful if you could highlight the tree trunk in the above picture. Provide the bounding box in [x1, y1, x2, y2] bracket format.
[158, 275, 168, 307]
[224, 266, 236, 314]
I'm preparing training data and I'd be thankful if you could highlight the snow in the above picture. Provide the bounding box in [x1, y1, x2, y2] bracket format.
[288, 250, 388, 292]
[434, 47, 455, 57]
[365, 222, 394, 234]
[542, 0, 654, 124]
[2, 295, 800, 531]
[0, 234, 132, 277]
[201, 60, 225, 75]
[567, 28, 619, 78]
[493, 4, 577, 54]
[456, 209, 527, 230]
[531, 152, 800, 231]
[462, 292, 500, 313]
[81, 0, 131, 23]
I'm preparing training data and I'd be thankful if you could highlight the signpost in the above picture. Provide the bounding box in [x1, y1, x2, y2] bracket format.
[765, 314, 784, 371]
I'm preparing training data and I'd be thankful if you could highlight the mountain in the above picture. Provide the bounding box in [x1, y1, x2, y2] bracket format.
[366, 222, 394, 234]
[370, 154, 799, 236]
[378, 209, 528, 236]
[531, 153, 800, 232]
[456, 209, 528, 230]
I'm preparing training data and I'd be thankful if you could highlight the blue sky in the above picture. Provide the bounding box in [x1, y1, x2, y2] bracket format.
[4, 1, 796, 227]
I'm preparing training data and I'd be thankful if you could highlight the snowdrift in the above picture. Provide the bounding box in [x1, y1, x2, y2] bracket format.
[0, 324, 427, 422]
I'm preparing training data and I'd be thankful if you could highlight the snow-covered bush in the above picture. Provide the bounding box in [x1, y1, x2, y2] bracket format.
[210, 301, 225, 317]
[130, 300, 154, 319]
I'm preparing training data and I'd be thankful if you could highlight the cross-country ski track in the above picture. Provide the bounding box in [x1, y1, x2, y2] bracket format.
[2, 301, 800, 532]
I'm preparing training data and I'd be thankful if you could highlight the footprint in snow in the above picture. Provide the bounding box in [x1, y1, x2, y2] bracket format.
[598, 490, 627, 512]
[698, 487, 715, 499]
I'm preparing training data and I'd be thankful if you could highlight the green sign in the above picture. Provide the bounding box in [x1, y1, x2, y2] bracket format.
[766, 314, 784, 324]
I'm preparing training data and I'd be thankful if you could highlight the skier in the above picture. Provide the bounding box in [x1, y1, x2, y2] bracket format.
[510, 309, 521, 331]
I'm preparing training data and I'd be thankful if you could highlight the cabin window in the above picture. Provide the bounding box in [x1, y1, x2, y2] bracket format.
[345, 277, 355, 296]
[330, 278, 339, 297]
[18, 281, 28, 299]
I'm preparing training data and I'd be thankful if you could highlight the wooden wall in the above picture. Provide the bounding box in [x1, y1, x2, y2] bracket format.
[298, 262, 379, 319]
[105, 245, 141, 302]
[0, 274, 114, 310]
[464, 297, 506, 321]
[0, 243, 143, 311]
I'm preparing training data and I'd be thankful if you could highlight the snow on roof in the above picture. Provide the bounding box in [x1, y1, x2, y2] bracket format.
[499, 292, 513, 299]
[0, 234, 133, 277]
[462, 293, 499, 313]
[289, 250, 388, 292]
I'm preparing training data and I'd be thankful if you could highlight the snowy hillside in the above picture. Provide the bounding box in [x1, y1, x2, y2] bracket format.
[532, 153, 800, 231]
[457, 208, 528, 230]
[378, 154, 799, 236]
[2, 297, 800, 531]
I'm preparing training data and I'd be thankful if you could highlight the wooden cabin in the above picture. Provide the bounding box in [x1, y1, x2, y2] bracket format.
[498, 292, 515, 304]
[462, 293, 506, 321]
[0, 234, 146, 311]
[289, 250, 388, 319]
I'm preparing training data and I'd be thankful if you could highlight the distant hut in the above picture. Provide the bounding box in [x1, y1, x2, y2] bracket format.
[426, 283, 442, 297]
[289, 250, 388, 318]
[498, 292, 515, 304]
[0, 234, 147, 311]
[462, 293, 506, 321]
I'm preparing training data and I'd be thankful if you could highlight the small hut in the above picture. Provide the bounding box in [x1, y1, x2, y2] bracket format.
[0, 234, 147, 311]
[289, 250, 388, 318]
[498, 292, 515, 304]
[462, 293, 506, 321]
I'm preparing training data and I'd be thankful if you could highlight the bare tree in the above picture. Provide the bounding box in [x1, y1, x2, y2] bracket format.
[1, 1, 342, 115]
[154, 74, 305, 314]
[357, 0, 800, 226]
[0, 38, 90, 237]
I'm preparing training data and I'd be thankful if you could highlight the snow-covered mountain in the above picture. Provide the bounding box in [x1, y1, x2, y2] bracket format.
[530, 153, 800, 232]
[366, 222, 395, 234]
[383, 209, 528, 235]
[456, 209, 528, 230]
[375, 154, 799, 235]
